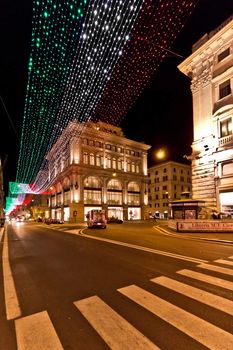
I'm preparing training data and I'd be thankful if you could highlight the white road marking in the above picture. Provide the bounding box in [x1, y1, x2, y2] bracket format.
[118, 285, 233, 350]
[151, 276, 233, 315]
[0, 227, 4, 242]
[2, 229, 21, 320]
[77, 232, 207, 264]
[214, 259, 233, 266]
[177, 269, 233, 291]
[198, 263, 233, 276]
[15, 311, 63, 350]
[74, 295, 159, 350]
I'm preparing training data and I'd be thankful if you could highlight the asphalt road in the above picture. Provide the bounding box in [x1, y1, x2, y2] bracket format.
[0, 221, 233, 349]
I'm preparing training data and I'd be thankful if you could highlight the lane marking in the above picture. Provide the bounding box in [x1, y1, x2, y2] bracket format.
[214, 259, 233, 266]
[177, 269, 233, 291]
[15, 311, 63, 350]
[118, 285, 233, 350]
[74, 296, 159, 350]
[198, 263, 233, 276]
[0, 227, 4, 242]
[151, 276, 233, 316]
[2, 228, 21, 320]
[155, 226, 233, 244]
[78, 232, 207, 264]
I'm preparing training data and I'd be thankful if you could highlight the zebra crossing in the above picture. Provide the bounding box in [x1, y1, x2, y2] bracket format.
[15, 256, 233, 349]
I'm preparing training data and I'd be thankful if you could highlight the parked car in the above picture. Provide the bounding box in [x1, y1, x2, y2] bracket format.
[107, 216, 123, 224]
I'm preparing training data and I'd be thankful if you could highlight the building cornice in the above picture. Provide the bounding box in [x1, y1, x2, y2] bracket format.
[178, 18, 233, 76]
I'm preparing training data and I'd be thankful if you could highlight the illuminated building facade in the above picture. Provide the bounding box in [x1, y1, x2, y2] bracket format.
[148, 161, 192, 219]
[178, 16, 233, 216]
[45, 121, 151, 222]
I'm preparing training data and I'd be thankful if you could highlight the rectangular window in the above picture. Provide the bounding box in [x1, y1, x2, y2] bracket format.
[107, 191, 122, 205]
[222, 162, 233, 176]
[64, 191, 70, 205]
[128, 193, 140, 206]
[173, 175, 177, 181]
[219, 80, 231, 99]
[218, 48, 230, 62]
[220, 118, 232, 137]
[84, 190, 101, 204]
[162, 185, 167, 190]
[163, 176, 168, 181]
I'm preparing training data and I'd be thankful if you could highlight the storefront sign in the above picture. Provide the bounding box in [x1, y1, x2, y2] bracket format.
[176, 221, 233, 232]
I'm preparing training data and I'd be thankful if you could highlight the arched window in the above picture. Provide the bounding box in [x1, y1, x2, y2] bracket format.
[107, 179, 122, 190]
[63, 177, 71, 190]
[128, 181, 140, 192]
[84, 176, 101, 188]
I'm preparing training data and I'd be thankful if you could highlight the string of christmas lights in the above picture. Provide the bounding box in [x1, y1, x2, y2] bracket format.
[7, 0, 198, 214]
[91, 0, 199, 125]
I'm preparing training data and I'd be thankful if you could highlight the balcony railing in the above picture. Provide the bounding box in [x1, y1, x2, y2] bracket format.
[219, 134, 233, 146]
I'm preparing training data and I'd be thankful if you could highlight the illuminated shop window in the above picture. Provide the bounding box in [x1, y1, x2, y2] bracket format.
[219, 80, 231, 99]
[220, 118, 232, 137]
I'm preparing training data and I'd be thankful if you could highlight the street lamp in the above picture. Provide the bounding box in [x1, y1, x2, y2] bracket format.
[155, 148, 166, 160]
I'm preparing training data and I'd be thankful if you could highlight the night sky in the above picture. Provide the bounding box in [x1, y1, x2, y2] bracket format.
[1, 0, 233, 194]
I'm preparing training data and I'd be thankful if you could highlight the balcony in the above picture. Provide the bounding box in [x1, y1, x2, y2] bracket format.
[218, 134, 233, 147]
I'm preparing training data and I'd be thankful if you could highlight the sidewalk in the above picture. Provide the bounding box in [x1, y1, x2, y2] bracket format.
[157, 221, 233, 244]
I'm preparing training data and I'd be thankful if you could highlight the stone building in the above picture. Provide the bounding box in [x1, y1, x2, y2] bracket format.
[178, 16, 233, 216]
[43, 120, 151, 222]
[148, 161, 192, 218]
